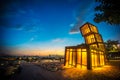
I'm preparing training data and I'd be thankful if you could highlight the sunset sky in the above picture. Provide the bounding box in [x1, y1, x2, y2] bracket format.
[0, 0, 120, 56]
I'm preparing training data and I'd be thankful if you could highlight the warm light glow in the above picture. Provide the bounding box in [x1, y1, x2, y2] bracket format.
[82, 49, 86, 51]
[82, 51, 87, 65]
[65, 48, 88, 68]
[64, 22, 105, 69]
[98, 43, 105, 50]
[63, 65, 116, 80]
[72, 52, 76, 66]
[65, 47, 105, 68]
[77, 49, 81, 51]
[76, 64, 81, 68]
[69, 51, 72, 65]
[81, 24, 90, 35]
[94, 54, 98, 66]
[92, 53, 95, 66]
[77, 51, 81, 66]
[91, 51, 99, 67]
[93, 65, 111, 71]
[95, 34, 102, 42]
[91, 50, 105, 67]
[85, 34, 95, 44]
[65, 49, 69, 66]
[90, 25, 98, 33]
[100, 52, 104, 65]
[90, 44, 97, 49]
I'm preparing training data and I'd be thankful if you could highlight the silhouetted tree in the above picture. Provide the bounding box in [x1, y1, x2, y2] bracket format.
[105, 40, 119, 52]
[94, 0, 120, 25]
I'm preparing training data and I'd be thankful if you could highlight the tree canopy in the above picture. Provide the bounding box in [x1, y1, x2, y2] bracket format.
[94, 0, 120, 25]
[105, 40, 120, 52]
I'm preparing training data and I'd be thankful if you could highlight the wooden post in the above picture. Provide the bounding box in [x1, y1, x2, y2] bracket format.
[87, 45, 92, 70]
[64, 48, 67, 66]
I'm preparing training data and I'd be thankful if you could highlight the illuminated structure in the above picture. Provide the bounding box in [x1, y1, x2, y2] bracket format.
[64, 22, 105, 70]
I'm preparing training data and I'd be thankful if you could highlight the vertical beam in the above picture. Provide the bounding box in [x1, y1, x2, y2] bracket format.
[68, 48, 70, 66]
[64, 48, 67, 66]
[72, 49, 73, 66]
[75, 47, 77, 67]
[87, 45, 92, 70]
[81, 49, 82, 68]
[98, 51, 100, 66]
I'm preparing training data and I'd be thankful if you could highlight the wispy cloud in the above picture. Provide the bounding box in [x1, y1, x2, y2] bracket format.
[69, 23, 75, 27]
[29, 35, 38, 41]
[30, 37, 34, 41]
[69, 0, 94, 34]
[69, 21, 83, 34]
[13, 20, 41, 33]
[14, 24, 24, 30]
[69, 30, 80, 34]
[8, 37, 84, 56]
[52, 38, 65, 43]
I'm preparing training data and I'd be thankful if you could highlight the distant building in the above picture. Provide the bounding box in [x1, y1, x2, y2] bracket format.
[64, 22, 105, 70]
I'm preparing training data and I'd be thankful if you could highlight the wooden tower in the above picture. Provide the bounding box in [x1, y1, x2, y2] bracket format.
[64, 22, 105, 69]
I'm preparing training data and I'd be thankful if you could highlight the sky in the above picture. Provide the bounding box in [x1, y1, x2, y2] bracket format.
[0, 0, 120, 56]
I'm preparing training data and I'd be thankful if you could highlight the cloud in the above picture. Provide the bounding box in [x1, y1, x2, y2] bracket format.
[0, 0, 40, 29]
[69, 20, 84, 34]
[5, 37, 84, 56]
[25, 24, 40, 32]
[30, 37, 34, 41]
[70, 23, 75, 27]
[14, 24, 24, 30]
[69, 31, 80, 34]
[69, 0, 94, 34]
[12, 21, 41, 32]
[29, 35, 38, 41]
[52, 38, 65, 43]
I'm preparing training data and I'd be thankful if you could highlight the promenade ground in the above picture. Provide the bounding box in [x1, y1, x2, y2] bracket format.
[11, 60, 120, 80]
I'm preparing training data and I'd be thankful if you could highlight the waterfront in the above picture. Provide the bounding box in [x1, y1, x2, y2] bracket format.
[0, 56, 120, 80]
[11, 60, 120, 80]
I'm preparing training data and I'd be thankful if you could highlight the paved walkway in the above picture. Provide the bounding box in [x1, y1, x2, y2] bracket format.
[11, 63, 64, 80]
[10, 60, 120, 80]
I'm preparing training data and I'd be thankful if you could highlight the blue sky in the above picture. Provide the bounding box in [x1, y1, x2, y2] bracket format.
[0, 0, 120, 56]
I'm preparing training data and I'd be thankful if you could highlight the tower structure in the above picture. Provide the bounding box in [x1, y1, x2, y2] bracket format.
[64, 22, 105, 69]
